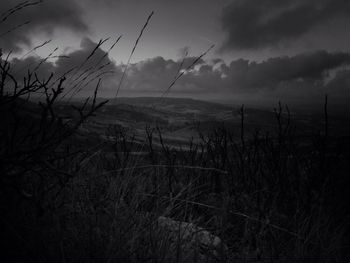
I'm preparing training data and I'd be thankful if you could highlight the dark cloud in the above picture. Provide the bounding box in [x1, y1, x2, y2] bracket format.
[54, 38, 115, 75]
[125, 56, 207, 93]
[54, 38, 122, 97]
[10, 55, 55, 80]
[0, 0, 88, 52]
[126, 56, 178, 91]
[220, 0, 350, 50]
[121, 50, 350, 103]
[9, 37, 121, 97]
[222, 50, 350, 90]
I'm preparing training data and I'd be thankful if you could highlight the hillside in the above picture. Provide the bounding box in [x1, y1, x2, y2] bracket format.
[64, 97, 349, 147]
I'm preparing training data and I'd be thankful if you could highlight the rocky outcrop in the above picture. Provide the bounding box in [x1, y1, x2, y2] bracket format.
[155, 216, 227, 263]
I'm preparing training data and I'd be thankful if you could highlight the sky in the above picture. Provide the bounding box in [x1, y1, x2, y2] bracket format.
[1, 0, 350, 108]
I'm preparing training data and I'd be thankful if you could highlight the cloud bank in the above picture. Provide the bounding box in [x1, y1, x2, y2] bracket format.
[7, 38, 350, 105]
[220, 0, 350, 50]
[9, 37, 121, 98]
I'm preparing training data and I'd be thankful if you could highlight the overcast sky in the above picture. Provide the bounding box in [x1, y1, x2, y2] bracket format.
[1, 0, 350, 107]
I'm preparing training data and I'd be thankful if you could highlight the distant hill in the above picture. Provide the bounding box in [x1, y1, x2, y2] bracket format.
[72, 97, 311, 146]
[106, 97, 234, 113]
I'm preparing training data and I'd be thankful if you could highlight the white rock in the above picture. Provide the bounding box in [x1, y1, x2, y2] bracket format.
[156, 216, 227, 263]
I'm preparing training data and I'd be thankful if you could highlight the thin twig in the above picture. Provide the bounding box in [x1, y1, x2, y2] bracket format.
[115, 11, 154, 98]
[160, 44, 215, 99]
